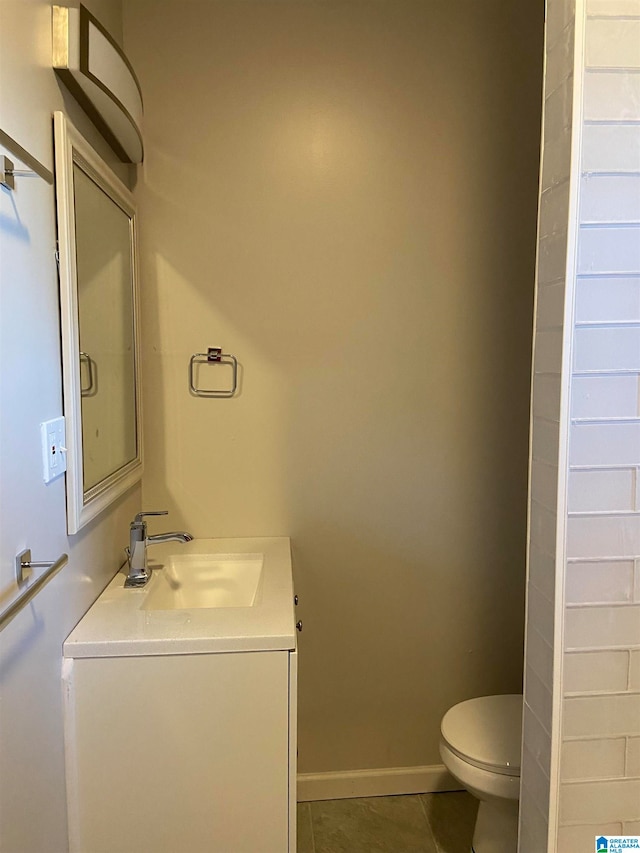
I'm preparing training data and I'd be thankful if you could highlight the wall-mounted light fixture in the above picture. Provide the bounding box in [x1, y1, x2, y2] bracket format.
[52, 5, 143, 164]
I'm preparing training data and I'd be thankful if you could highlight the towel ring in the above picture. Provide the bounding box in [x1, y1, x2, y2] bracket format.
[189, 348, 238, 398]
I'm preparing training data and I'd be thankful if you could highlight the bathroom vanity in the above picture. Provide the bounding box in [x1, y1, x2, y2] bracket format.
[63, 537, 297, 853]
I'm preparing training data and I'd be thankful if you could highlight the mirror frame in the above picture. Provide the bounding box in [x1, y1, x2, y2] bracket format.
[53, 111, 142, 534]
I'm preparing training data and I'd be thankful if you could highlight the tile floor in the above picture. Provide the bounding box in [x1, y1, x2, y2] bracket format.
[297, 791, 478, 853]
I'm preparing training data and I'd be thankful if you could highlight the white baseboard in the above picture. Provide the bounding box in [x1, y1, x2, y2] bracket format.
[297, 764, 462, 802]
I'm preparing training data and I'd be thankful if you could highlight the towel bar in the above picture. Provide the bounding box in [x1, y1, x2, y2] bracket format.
[0, 551, 69, 632]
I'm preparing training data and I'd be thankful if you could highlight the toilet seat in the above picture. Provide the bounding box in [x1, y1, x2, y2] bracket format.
[440, 694, 522, 777]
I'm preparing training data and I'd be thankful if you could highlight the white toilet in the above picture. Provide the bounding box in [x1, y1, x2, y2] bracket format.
[439, 694, 522, 853]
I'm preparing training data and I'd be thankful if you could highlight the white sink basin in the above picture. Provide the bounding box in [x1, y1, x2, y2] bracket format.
[63, 538, 295, 657]
[143, 553, 264, 610]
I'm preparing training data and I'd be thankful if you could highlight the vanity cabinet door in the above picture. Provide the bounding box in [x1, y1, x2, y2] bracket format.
[64, 651, 290, 853]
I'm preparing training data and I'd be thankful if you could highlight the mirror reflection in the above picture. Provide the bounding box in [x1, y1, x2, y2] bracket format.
[73, 164, 137, 491]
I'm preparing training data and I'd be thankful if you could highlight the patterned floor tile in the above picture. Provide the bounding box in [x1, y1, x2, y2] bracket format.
[420, 791, 478, 853]
[310, 795, 437, 853]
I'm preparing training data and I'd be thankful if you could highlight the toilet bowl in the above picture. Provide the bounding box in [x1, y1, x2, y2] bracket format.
[439, 694, 522, 853]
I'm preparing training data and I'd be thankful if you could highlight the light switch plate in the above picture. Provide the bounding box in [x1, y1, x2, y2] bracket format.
[41, 417, 67, 483]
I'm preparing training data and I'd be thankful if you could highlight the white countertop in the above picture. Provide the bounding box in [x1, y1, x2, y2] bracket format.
[63, 537, 296, 658]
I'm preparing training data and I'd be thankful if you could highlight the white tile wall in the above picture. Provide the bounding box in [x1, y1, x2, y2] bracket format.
[571, 374, 640, 418]
[534, 373, 563, 422]
[541, 180, 572, 234]
[565, 558, 635, 602]
[529, 581, 557, 641]
[585, 19, 640, 68]
[580, 175, 640, 223]
[543, 126, 574, 189]
[630, 649, 640, 688]
[584, 71, 640, 120]
[582, 124, 640, 174]
[556, 3, 640, 841]
[578, 225, 640, 274]
[533, 459, 563, 510]
[550, 0, 579, 45]
[570, 421, 640, 466]
[561, 737, 626, 779]
[523, 742, 552, 818]
[532, 416, 562, 465]
[564, 649, 631, 692]
[627, 736, 640, 775]
[529, 541, 558, 602]
[587, 0, 640, 15]
[547, 24, 576, 97]
[560, 778, 640, 823]
[564, 692, 640, 738]
[568, 468, 636, 512]
[520, 785, 553, 851]
[575, 276, 640, 324]
[567, 514, 640, 559]
[547, 70, 577, 133]
[527, 666, 555, 731]
[540, 229, 571, 283]
[527, 624, 555, 688]
[538, 282, 567, 329]
[571, 467, 635, 510]
[522, 5, 576, 848]
[523, 701, 553, 777]
[535, 328, 566, 373]
[573, 325, 640, 372]
[564, 604, 640, 649]
[531, 499, 561, 560]
[558, 823, 623, 853]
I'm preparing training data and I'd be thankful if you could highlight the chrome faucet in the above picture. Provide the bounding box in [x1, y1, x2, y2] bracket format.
[125, 511, 194, 588]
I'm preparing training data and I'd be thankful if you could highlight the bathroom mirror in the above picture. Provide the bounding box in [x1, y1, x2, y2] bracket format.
[53, 112, 142, 534]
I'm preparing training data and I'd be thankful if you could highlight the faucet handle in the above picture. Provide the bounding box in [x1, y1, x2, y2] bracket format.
[133, 511, 168, 524]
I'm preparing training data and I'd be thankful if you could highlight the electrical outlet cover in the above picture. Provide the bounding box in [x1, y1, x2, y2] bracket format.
[41, 417, 67, 483]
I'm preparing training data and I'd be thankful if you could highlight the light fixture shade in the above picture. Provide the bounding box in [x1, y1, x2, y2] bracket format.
[53, 5, 143, 164]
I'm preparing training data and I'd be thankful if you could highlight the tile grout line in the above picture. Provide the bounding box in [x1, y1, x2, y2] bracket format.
[417, 794, 441, 853]
[307, 802, 316, 853]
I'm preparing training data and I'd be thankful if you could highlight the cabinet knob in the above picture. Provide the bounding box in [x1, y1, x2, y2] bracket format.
[294, 595, 299, 605]
[296, 620, 303, 632]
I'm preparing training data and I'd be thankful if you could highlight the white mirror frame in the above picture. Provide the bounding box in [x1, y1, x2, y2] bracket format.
[53, 111, 142, 534]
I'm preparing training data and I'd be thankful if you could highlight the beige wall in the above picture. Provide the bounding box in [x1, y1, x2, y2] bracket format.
[0, 3, 140, 851]
[124, 0, 543, 776]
